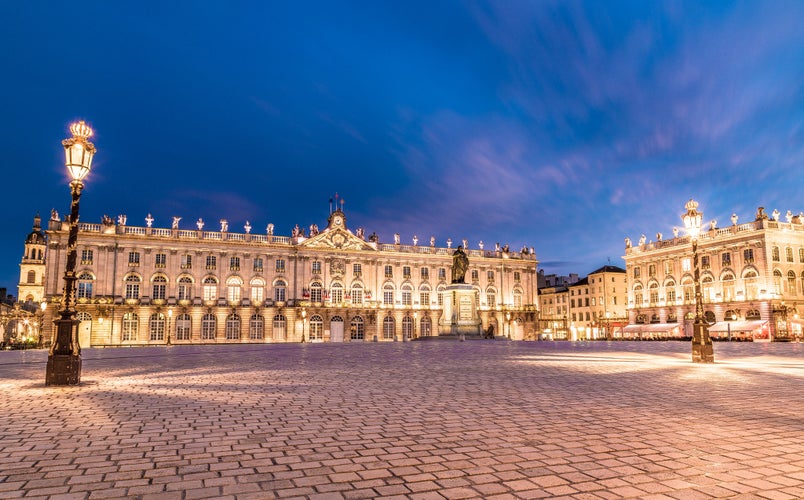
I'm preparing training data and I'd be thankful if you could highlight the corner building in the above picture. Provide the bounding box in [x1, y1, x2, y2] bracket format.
[26, 209, 538, 346]
[623, 207, 804, 340]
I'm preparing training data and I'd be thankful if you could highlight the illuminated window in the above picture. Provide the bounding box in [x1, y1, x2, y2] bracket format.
[225, 313, 241, 340]
[122, 313, 138, 341]
[230, 256, 240, 271]
[149, 313, 165, 341]
[330, 283, 343, 303]
[227, 276, 243, 303]
[309, 315, 323, 340]
[128, 251, 140, 266]
[81, 249, 93, 265]
[250, 278, 265, 303]
[310, 281, 322, 303]
[351, 283, 363, 304]
[206, 255, 216, 270]
[203, 276, 218, 301]
[175, 313, 191, 340]
[177, 276, 193, 300]
[383, 316, 395, 340]
[155, 253, 166, 268]
[350, 316, 364, 340]
[249, 315, 264, 340]
[274, 279, 287, 302]
[152, 275, 167, 300]
[125, 275, 141, 299]
[201, 313, 216, 340]
[181, 254, 192, 269]
[384, 265, 393, 278]
[77, 272, 93, 299]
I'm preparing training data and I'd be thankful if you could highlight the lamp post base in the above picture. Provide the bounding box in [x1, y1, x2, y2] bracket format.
[46, 354, 82, 385]
[692, 321, 714, 364]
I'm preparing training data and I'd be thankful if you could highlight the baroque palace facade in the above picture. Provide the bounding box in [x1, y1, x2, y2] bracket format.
[623, 206, 804, 341]
[21, 209, 538, 347]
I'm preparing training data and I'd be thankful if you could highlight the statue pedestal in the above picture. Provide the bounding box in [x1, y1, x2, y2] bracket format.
[438, 283, 482, 338]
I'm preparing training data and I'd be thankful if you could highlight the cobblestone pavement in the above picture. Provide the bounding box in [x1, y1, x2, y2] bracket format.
[1, 341, 804, 500]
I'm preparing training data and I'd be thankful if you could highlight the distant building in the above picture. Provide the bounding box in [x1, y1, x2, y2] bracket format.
[537, 285, 569, 339]
[537, 270, 579, 288]
[623, 206, 804, 341]
[24, 209, 539, 346]
[567, 265, 628, 340]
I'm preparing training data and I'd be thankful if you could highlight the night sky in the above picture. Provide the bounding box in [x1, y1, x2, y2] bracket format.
[1, 1, 802, 293]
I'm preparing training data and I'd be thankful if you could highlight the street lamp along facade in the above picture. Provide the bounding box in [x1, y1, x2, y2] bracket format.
[45, 121, 96, 385]
[682, 199, 714, 363]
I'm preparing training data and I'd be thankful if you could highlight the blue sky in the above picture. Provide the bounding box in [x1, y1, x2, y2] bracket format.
[1, 1, 802, 292]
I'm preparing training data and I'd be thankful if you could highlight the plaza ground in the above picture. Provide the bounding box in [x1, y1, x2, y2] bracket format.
[1, 341, 804, 499]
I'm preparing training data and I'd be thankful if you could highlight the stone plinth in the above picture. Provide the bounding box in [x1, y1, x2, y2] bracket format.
[437, 283, 482, 338]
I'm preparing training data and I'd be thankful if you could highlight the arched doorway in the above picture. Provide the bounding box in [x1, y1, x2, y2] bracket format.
[330, 315, 344, 342]
[76, 311, 92, 347]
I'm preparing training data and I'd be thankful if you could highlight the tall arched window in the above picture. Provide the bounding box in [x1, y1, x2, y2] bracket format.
[648, 282, 659, 306]
[420, 316, 432, 336]
[664, 279, 676, 304]
[437, 285, 446, 306]
[124, 275, 141, 299]
[330, 282, 343, 303]
[401, 284, 413, 306]
[250, 278, 265, 304]
[383, 316, 395, 340]
[383, 284, 395, 305]
[350, 316, 364, 340]
[226, 276, 243, 303]
[701, 275, 714, 302]
[309, 315, 323, 340]
[225, 313, 241, 340]
[786, 247, 794, 262]
[633, 284, 644, 306]
[743, 269, 759, 300]
[419, 284, 431, 307]
[273, 314, 286, 340]
[513, 289, 523, 308]
[681, 278, 693, 304]
[351, 283, 363, 304]
[788, 270, 797, 295]
[402, 316, 413, 339]
[772, 246, 780, 261]
[249, 314, 264, 339]
[721, 273, 735, 301]
[203, 276, 218, 301]
[122, 312, 138, 341]
[175, 313, 191, 340]
[274, 279, 287, 302]
[201, 313, 216, 340]
[177, 276, 193, 300]
[310, 281, 323, 303]
[486, 287, 496, 308]
[773, 269, 783, 294]
[77, 272, 94, 299]
[152, 275, 167, 300]
[26, 270, 36, 284]
[149, 313, 166, 341]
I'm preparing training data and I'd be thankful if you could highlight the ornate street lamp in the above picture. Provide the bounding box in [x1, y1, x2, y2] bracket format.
[682, 199, 714, 363]
[46, 121, 96, 385]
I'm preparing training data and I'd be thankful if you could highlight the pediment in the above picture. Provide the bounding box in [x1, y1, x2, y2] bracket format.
[299, 227, 377, 251]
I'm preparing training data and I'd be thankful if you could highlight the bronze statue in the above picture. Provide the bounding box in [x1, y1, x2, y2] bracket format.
[451, 245, 469, 283]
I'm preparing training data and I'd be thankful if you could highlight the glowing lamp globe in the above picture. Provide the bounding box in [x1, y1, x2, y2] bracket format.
[62, 121, 96, 182]
[682, 199, 703, 237]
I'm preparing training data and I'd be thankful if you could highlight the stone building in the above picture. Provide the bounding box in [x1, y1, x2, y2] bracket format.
[567, 265, 628, 340]
[623, 205, 804, 341]
[24, 209, 539, 346]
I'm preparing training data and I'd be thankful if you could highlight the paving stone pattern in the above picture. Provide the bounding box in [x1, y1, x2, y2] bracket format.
[1, 341, 804, 499]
